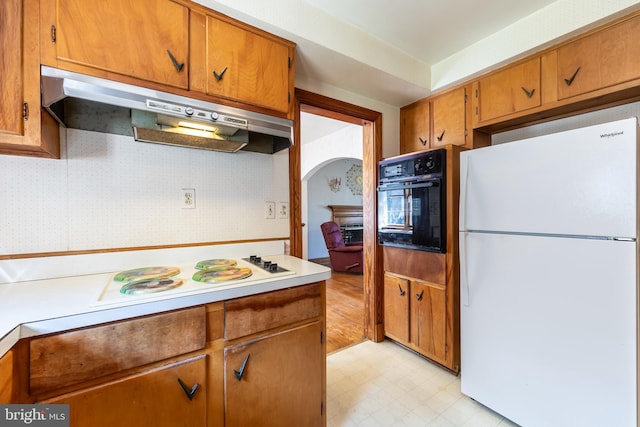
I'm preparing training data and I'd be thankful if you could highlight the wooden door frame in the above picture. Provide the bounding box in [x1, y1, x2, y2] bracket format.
[290, 88, 384, 342]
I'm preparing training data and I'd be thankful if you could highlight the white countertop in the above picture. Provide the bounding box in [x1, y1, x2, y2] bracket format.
[0, 243, 331, 358]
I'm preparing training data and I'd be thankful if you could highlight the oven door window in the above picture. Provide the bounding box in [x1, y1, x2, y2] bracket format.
[410, 180, 443, 251]
[378, 180, 444, 252]
[380, 185, 410, 230]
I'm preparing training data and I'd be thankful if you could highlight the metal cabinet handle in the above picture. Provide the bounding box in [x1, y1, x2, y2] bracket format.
[398, 284, 406, 296]
[564, 66, 581, 86]
[418, 137, 427, 146]
[166, 49, 184, 72]
[234, 354, 250, 381]
[521, 86, 535, 98]
[213, 66, 228, 81]
[416, 290, 424, 301]
[177, 378, 199, 400]
[436, 130, 445, 141]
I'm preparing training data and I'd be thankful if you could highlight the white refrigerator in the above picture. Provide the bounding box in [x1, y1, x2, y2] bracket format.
[459, 118, 638, 427]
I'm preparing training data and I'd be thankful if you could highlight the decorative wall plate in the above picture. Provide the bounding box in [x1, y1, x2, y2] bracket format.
[346, 163, 363, 195]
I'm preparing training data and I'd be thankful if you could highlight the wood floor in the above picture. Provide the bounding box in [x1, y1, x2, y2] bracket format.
[325, 271, 366, 354]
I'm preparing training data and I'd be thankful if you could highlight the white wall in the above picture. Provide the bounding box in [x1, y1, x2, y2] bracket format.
[306, 159, 363, 259]
[0, 129, 289, 256]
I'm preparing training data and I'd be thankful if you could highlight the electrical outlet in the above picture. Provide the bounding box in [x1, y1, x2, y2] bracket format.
[181, 188, 196, 209]
[277, 202, 289, 219]
[265, 202, 275, 219]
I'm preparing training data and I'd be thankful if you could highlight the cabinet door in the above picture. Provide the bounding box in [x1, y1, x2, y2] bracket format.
[475, 57, 540, 123]
[431, 87, 467, 148]
[400, 100, 430, 153]
[44, 0, 189, 89]
[410, 281, 447, 364]
[225, 322, 323, 427]
[0, 350, 12, 403]
[206, 15, 292, 114]
[44, 356, 206, 427]
[557, 15, 640, 100]
[0, 0, 59, 157]
[383, 273, 410, 343]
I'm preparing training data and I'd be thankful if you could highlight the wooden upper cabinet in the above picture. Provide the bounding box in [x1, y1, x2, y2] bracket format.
[205, 15, 293, 115]
[431, 86, 467, 148]
[0, 0, 59, 158]
[400, 99, 430, 154]
[474, 57, 541, 124]
[557, 14, 640, 100]
[41, 0, 189, 89]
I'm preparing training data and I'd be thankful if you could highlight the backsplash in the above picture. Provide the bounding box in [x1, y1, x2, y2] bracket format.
[0, 129, 289, 256]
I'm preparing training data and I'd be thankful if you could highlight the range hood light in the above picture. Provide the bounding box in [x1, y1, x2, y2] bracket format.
[165, 126, 218, 139]
[177, 121, 217, 133]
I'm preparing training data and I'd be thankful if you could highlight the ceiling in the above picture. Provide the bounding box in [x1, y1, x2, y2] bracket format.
[303, 0, 557, 66]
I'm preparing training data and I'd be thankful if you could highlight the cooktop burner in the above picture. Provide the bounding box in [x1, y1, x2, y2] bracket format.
[95, 256, 296, 306]
[120, 277, 184, 295]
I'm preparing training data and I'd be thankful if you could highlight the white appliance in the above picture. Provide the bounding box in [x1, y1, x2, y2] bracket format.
[459, 118, 638, 427]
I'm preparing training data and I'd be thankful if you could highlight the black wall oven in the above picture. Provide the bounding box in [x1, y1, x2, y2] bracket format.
[377, 149, 446, 253]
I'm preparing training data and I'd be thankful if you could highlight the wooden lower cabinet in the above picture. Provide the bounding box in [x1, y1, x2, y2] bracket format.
[384, 273, 448, 366]
[0, 281, 326, 426]
[224, 322, 324, 427]
[44, 356, 206, 427]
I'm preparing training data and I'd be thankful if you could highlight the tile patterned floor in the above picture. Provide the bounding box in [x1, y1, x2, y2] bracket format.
[326, 340, 519, 427]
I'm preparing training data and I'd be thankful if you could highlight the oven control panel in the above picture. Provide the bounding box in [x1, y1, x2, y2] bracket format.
[244, 256, 289, 273]
[379, 149, 444, 181]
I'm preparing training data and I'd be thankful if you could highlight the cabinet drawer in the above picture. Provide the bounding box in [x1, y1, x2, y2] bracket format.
[225, 283, 323, 340]
[29, 306, 206, 394]
[43, 356, 206, 427]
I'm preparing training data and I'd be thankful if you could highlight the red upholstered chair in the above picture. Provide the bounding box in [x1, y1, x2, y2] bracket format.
[320, 221, 363, 274]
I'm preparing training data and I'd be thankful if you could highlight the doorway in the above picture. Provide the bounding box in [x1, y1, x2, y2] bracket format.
[290, 89, 384, 342]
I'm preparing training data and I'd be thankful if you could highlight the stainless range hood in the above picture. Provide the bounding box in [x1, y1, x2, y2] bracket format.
[40, 66, 293, 154]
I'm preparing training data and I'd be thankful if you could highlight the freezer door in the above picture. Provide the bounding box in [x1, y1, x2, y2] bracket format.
[459, 118, 637, 238]
[460, 231, 637, 427]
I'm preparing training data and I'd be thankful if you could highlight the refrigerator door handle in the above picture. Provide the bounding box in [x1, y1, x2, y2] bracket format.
[460, 232, 470, 307]
[460, 157, 470, 231]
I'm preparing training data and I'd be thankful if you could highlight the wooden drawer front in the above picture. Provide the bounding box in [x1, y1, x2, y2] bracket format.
[476, 57, 541, 123]
[225, 283, 322, 340]
[30, 306, 206, 394]
[383, 246, 445, 285]
[44, 356, 206, 427]
[557, 16, 640, 100]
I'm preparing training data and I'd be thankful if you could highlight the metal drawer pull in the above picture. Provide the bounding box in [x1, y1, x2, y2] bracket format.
[234, 354, 250, 381]
[398, 284, 406, 296]
[213, 66, 228, 81]
[166, 49, 185, 72]
[416, 290, 424, 301]
[177, 378, 199, 400]
[521, 86, 535, 98]
[436, 130, 445, 141]
[419, 137, 427, 146]
[564, 66, 581, 86]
